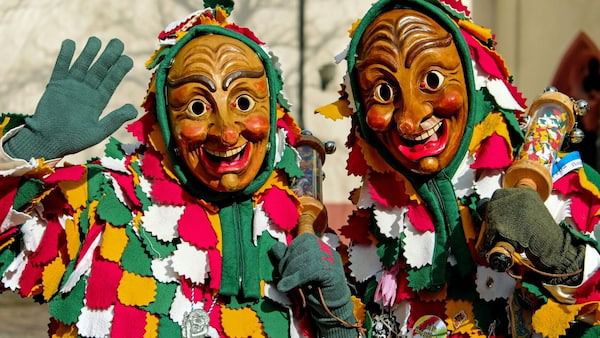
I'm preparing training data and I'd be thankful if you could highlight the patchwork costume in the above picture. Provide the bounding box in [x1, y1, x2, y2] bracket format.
[317, 0, 600, 336]
[0, 5, 355, 338]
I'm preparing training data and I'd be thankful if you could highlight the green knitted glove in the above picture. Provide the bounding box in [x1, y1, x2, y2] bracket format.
[482, 188, 586, 285]
[4, 37, 137, 160]
[271, 234, 359, 338]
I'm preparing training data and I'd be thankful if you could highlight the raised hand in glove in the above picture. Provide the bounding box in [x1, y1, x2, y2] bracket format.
[481, 187, 586, 285]
[270, 233, 359, 337]
[4, 37, 137, 160]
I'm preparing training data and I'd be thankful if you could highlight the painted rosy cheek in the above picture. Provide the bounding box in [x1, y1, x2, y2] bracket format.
[243, 115, 270, 141]
[179, 121, 208, 142]
[435, 88, 464, 117]
[366, 105, 393, 132]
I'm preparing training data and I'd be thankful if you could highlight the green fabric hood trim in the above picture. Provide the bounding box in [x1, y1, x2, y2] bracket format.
[153, 25, 283, 202]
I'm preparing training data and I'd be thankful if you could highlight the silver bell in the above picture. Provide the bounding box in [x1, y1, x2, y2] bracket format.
[324, 141, 337, 154]
[570, 128, 585, 144]
[544, 86, 558, 93]
[575, 99, 589, 116]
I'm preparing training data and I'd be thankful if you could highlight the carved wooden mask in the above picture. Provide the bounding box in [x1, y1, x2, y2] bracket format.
[167, 35, 270, 192]
[357, 9, 468, 174]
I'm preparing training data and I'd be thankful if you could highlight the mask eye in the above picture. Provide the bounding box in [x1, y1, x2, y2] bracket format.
[421, 70, 445, 91]
[235, 94, 255, 112]
[374, 83, 393, 103]
[187, 100, 209, 117]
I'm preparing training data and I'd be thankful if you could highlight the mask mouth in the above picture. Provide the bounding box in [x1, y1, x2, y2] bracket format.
[390, 116, 448, 162]
[193, 142, 252, 175]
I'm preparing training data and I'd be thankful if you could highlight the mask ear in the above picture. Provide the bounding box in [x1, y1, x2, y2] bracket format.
[315, 99, 354, 121]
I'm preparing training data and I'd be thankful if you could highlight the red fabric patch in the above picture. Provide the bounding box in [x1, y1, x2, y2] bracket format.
[29, 219, 64, 266]
[439, 0, 471, 16]
[395, 269, 413, 302]
[39, 189, 72, 219]
[224, 24, 265, 45]
[208, 249, 222, 290]
[406, 300, 446, 329]
[570, 193, 598, 233]
[85, 253, 123, 309]
[126, 113, 156, 144]
[178, 204, 217, 250]
[110, 172, 141, 207]
[276, 112, 301, 146]
[110, 303, 147, 337]
[262, 187, 299, 232]
[407, 203, 435, 233]
[346, 143, 369, 177]
[18, 261, 43, 297]
[553, 172, 581, 196]
[339, 209, 372, 245]
[504, 78, 527, 111]
[141, 150, 169, 181]
[181, 278, 208, 303]
[207, 300, 224, 337]
[151, 179, 187, 206]
[0, 176, 20, 222]
[471, 133, 512, 170]
[0, 227, 18, 246]
[44, 165, 86, 184]
[367, 173, 409, 208]
[574, 269, 600, 302]
[76, 223, 104, 265]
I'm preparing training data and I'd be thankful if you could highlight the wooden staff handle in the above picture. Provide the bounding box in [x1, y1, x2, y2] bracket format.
[297, 195, 328, 235]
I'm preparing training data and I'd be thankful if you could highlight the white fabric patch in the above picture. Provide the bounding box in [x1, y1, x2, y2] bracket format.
[264, 282, 291, 307]
[20, 215, 46, 253]
[273, 128, 288, 166]
[544, 193, 571, 223]
[61, 232, 102, 293]
[474, 169, 503, 200]
[253, 203, 287, 246]
[348, 243, 383, 282]
[402, 219, 435, 269]
[0, 207, 31, 233]
[475, 265, 516, 301]
[357, 180, 375, 209]
[472, 61, 525, 111]
[290, 310, 303, 338]
[374, 206, 407, 239]
[321, 232, 340, 250]
[121, 142, 142, 155]
[138, 175, 152, 197]
[393, 301, 411, 336]
[169, 286, 195, 325]
[1, 251, 27, 291]
[171, 242, 209, 284]
[100, 157, 128, 173]
[335, 46, 348, 64]
[451, 154, 476, 198]
[77, 305, 114, 338]
[141, 205, 184, 242]
[582, 245, 600, 282]
[151, 257, 179, 283]
[0, 126, 39, 176]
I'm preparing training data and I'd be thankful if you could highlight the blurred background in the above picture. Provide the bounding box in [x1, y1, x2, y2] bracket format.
[0, 1, 598, 336]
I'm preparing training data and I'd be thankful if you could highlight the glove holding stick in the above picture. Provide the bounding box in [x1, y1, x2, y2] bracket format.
[270, 131, 362, 337]
[477, 89, 589, 286]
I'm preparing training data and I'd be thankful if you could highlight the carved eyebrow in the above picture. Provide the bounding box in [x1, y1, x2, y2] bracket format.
[223, 70, 265, 90]
[404, 34, 453, 68]
[357, 48, 399, 74]
[167, 75, 216, 92]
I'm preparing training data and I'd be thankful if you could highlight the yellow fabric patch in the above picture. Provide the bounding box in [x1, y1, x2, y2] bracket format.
[87, 200, 99, 227]
[117, 271, 157, 307]
[351, 296, 366, 324]
[315, 100, 352, 121]
[0, 237, 15, 251]
[393, 172, 421, 204]
[459, 206, 477, 242]
[58, 170, 87, 210]
[458, 20, 493, 45]
[100, 224, 128, 262]
[532, 299, 584, 338]
[468, 112, 512, 154]
[144, 313, 159, 338]
[579, 168, 600, 199]
[0, 116, 11, 136]
[254, 171, 298, 204]
[208, 211, 223, 254]
[357, 136, 394, 174]
[128, 156, 140, 186]
[348, 18, 361, 37]
[133, 211, 143, 230]
[221, 307, 264, 337]
[32, 187, 56, 207]
[65, 216, 81, 261]
[445, 300, 484, 336]
[42, 255, 66, 301]
[51, 322, 78, 338]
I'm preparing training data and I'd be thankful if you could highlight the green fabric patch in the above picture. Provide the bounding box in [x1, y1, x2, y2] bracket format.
[580, 325, 600, 338]
[104, 137, 125, 160]
[48, 275, 86, 325]
[583, 163, 600, 195]
[499, 108, 525, 147]
[79, 206, 90, 235]
[252, 298, 290, 338]
[135, 185, 152, 212]
[521, 282, 549, 302]
[0, 249, 16, 277]
[144, 282, 178, 315]
[139, 226, 177, 258]
[86, 164, 107, 201]
[276, 146, 303, 179]
[158, 315, 182, 338]
[226, 296, 258, 309]
[407, 266, 433, 291]
[121, 227, 153, 276]
[58, 258, 77, 291]
[13, 179, 44, 211]
[203, 0, 234, 14]
[361, 277, 378, 305]
[376, 238, 401, 268]
[96, 187, 132, 226]
[258, 231, 277, 282]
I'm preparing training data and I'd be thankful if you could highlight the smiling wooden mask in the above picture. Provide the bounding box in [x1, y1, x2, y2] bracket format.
[167, 35, 270, 192]
[357, 9, 468, 174]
